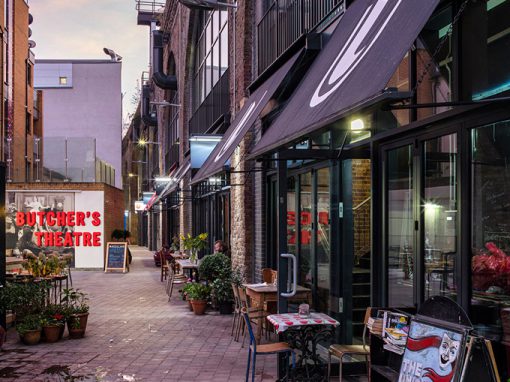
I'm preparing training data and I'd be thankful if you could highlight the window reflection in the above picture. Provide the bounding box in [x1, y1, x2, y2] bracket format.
[317, 168, 330, 312]
[193, 10, 229, 108]
[423, 133, 457, 299]
[471, 120, 510, 331]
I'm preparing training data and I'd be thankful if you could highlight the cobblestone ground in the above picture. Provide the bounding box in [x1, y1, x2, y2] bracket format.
[0, 247, 277, 382]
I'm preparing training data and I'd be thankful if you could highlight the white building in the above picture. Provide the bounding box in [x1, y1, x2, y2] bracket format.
[34, 59, 122, 188]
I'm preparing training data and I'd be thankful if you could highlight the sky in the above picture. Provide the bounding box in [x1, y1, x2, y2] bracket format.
[29, 0, 150, 128]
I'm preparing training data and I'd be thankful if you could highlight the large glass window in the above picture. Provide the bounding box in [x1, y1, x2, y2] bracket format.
[423, 133, 457, 300]
[387, 145, 414, 307]
[471, 120, 510, 324]
[470, 0, 510, 100]
[317, 168, 330, 312]
[193, 9, 228, 109]
[299, 172, 312, 289]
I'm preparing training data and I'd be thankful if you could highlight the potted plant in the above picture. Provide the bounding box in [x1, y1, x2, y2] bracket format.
[181, 283, 195, 311]
[181, 233, 208, 264]
[186, 283, 211, 315]
[16, 314, 42, 345]
[62, 288, 89, 339]
[199, 253, 234, 314]
[42, 304, 66, 342]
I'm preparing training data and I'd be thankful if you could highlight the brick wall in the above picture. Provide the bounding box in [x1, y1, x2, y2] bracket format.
[12, 0, 32, 182]
[229, 0, 256, 282]
[351, 159, 371, 262]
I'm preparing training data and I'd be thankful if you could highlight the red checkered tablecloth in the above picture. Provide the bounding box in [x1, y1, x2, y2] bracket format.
[267, 313, 339, 333]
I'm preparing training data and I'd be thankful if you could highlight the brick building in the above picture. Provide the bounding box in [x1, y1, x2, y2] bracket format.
[127, 1, 510, 377]
[2, 0, 40, 182]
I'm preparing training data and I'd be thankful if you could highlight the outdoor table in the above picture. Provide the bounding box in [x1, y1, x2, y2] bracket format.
[176, 259, 199, 281]
[267, 312, 340, 382]
[244, 283, 312, 344]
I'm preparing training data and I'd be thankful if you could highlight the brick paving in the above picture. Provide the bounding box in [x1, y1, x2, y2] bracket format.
[0, 247, 278, 382]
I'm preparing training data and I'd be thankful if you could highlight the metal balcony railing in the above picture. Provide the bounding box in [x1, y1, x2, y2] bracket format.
[257, 0, 345, 74]
[135, 0, 165, 25]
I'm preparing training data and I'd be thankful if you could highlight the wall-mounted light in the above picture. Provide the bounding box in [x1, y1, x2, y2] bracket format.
[150, 100, 181, 108]
[138, 139, 161, 146]
[189, 135, 222, 142]
[154, 177, 174, 182]
[350, 118, 365, 133]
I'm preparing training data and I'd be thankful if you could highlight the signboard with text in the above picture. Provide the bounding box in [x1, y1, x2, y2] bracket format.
[104, 242, 128, 273]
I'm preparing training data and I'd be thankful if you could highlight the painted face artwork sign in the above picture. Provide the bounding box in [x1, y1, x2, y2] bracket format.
[6, 192, 102, 262]
[398, 320, 465, 382]
[310, 0, 403, 108]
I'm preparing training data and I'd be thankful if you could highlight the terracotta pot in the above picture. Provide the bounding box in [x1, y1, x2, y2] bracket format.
[19, 329, 41, 345]
[43, 325, 61, 343]
[67, 313, 89, 339]
[191, 300, 207, 315]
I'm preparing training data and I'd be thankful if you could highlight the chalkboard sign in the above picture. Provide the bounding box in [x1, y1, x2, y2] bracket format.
[460, 337, 500, 382]
[105, 242, 128, 273]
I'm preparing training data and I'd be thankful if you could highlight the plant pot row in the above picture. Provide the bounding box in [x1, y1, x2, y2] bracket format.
[18, 313, 89, 345]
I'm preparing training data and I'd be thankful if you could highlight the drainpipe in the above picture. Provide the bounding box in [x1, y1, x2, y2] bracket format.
[152, 30, 177, 90]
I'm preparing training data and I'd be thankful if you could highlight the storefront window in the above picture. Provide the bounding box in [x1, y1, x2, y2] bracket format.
[387, 145, 414, 307]
[317, 168, 330, 311]
[471, 120, 510, 328]
[423, 133, 457, 300]
[470, 0, 510, 100]
[287, 176, 296, 254]
[299, 172, 312, 289]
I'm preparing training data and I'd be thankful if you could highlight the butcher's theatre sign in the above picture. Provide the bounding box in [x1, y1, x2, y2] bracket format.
[6, 191, 106, 268]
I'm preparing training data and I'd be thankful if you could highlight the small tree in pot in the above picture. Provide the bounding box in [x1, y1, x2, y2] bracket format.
[62, 288, 89, 339]
[199, 253, 234, 314]
[186, 283, 211, 315]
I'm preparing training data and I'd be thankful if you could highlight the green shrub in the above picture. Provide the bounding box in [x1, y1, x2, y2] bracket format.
[186, 283, 211, 301]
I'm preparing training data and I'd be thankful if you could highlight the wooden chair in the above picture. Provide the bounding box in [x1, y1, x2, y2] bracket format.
[166, 266, 187, 302]
[261, 268, 277, 284]
[160, 253, 169, 282]
[327, 307, 371, 381]
[261, 268, 273, 283]
[242, 309, 295, 382]
[238, 286, 269, 346]
[231, 283, 242, 340]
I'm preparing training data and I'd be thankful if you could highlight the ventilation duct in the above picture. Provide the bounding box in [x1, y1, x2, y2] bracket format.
[141, 85, 157, 126]
[152, 30, 177, 90]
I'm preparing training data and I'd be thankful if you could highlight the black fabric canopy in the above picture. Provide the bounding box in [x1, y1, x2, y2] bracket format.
[191, 50, 302, 184]
[250, 0, 439, 158]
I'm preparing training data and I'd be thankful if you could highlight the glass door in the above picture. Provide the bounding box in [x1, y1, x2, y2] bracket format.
[386, 144, 415, 307]
[384, 133, 459, 308]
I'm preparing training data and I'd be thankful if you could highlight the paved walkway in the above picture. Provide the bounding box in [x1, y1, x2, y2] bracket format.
[0, 247, 277, 381]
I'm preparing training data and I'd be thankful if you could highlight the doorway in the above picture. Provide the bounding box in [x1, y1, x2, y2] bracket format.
[383, 132, 459, 308]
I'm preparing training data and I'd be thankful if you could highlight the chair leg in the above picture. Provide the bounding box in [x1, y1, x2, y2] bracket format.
[339, 356, 343, 382]
[168, 282, 174, 302]
[251, 352, 256, 382]
[367, 355, 371, 381]
[246, 348, 251, 382]
[327, 352, 331, 381]
[231, 311, 237, 337]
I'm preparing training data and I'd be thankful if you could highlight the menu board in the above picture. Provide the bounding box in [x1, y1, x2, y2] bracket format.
[398, 319, 467, 382]
[105, 242, 128, 273]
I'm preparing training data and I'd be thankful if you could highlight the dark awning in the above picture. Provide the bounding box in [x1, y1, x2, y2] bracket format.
[191, 50, 302, 185]
[250, 0, 439, 158]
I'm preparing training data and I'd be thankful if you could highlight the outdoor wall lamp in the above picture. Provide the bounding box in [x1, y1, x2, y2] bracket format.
[350, 118, 365, 132]
[150, 101, 181, 107]
[137, 139, 161, 146]
[154, 177, 175, 183]
[128, 173, 139, 177]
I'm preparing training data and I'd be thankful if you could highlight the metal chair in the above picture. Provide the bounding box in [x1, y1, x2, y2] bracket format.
[160, 252, 169, 282]
[242, 309, 295, 382]
[327, 307, 371, 381]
